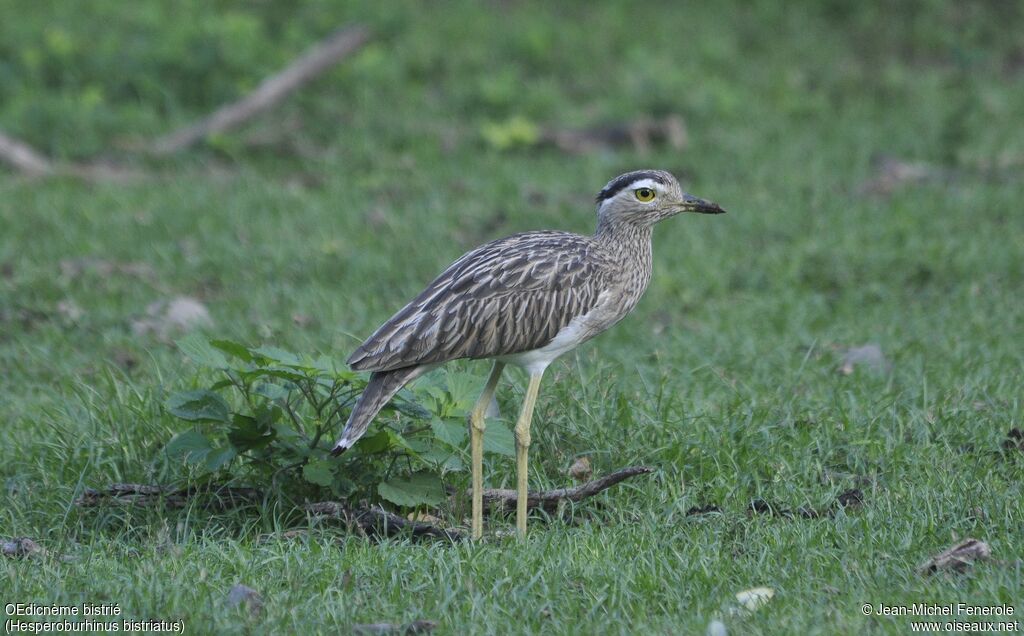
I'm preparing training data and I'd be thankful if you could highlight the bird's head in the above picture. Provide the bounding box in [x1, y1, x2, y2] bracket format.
[595, 169, 724, 229]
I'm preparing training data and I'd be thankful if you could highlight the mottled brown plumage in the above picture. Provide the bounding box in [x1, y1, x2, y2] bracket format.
[331, 169, 724, 537]
[347, 231, 617, 372]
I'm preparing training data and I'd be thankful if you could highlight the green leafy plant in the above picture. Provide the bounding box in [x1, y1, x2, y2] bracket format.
[162, 334, 516, 508]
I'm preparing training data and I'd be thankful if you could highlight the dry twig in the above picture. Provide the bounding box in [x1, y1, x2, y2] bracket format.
[0, 129, 141, 181]
[747, 488, 864, 519]
[1, 25, 371, 177]
[75, 483, 261, 510]
[352, 620, 438, 635]
[541, 116, 687, 154]
[0, 130, 53, 176]
[858, 154, 952, 196]
[77, 467, 652, 542]
[305, 502, 464, 541]
[150, 25, 371, 154]
[476, 465, 654, 513]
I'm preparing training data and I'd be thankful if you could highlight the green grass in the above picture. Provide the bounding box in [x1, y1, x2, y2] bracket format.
[2, 1, 1023, 634]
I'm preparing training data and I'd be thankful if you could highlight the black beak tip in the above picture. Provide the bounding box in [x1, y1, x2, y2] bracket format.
[683, 195, 726, 215]
[696, 202, 726, 214]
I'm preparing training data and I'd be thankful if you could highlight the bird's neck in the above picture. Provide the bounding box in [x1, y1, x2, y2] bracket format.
[594, 221, 654, 295]
[595, 220, 653, 255]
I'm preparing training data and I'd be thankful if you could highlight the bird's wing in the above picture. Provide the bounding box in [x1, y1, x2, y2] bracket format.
[347, 231, 613, 372]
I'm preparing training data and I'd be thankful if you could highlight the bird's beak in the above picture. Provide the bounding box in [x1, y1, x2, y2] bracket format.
[678, 194, 726, 214]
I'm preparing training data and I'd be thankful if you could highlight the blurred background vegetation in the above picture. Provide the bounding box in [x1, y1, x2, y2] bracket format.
[1, 0, 1022, 163]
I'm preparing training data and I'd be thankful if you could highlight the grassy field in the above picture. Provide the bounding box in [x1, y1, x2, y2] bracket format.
[2, 2, 1023, 634]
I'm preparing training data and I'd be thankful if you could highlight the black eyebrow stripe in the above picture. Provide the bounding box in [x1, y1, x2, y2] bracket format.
[595, 171, 667, 202]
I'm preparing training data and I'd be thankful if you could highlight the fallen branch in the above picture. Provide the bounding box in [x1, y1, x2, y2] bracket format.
[75, 483, 261, 510]
[0, 129, 143, 181]
[747, 488, 864, 520]
[352, 620, 438, 635]
[541, 116, 687, 155]
[0, 130, 53, 176]
[857, 154, 954, 197]
[76, 468, 652, 540]
[1, 26, 369, 177]
[306, 502, 463, 541]
[76, 483, 462, 541]
[150, 24, 371, 155]
[475, 465, 654, 513]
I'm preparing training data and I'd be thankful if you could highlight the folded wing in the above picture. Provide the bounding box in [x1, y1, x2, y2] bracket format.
[347, 231, 612, 372]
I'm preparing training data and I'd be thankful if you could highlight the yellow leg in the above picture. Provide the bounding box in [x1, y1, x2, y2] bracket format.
[515, 372, 544, 538]
[470, 362, 504, 540]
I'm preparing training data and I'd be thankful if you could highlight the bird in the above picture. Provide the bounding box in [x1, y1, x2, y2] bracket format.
[331, 169, 724, 538]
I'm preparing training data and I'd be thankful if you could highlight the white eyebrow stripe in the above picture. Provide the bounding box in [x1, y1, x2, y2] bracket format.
[621, 178, 662, 193]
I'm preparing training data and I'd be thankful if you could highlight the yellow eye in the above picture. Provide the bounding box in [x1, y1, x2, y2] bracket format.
[634, 188, 656, 202]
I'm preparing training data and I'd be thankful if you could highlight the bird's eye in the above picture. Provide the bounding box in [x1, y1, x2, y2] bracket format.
[634, 188, 656, 202]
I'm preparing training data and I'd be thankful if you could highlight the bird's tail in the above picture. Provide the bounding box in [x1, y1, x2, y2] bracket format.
[331, 365, 425, 455]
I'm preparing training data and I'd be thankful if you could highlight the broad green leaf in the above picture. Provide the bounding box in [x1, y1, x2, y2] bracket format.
[377, 471, 445, 507]
[204, 446, 237, 471]
[403, 437, 432, 453]
[440, 454, 464, 472]
[310, 355, 352, 377]
[389, 395, 432, 419]
[271, 423, 313, 458]
[252, 382, 290, 401]
[410, 379, 450, 415]
[303, 460, 335, 487]
[418, 383, 449, 404]
[309, 355, 335, 374]
[227, 413, 276, 451]
[483, 419, 515, 456]
[431, 417, 467, 447]
[417, 447, 464, 472]
[353, 430, 392, 454]
[242, 366, 308, 383]
[442, 370, 482, 415]
[209, 339, 253, 362]
[251, 346, 304, 367]
[271, 422, 307, 445]
[253, 403, 282, 426]
[176, 334, 228, 368]
[164, 430, 214, 464]
[165, 390, 230, 422]
[384, 430, 417, 454]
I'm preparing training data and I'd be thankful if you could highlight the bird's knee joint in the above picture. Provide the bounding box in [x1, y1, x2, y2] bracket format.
[468, 410, 487, 433]
[515, 429, 531, 448]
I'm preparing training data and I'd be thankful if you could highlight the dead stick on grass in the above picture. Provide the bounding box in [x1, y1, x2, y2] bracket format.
[150, 24, 371, 155]
[476, 465, 654, 513]
[0, 130, 139, 182]
[306, 502, 464, 541]
[540, 116, 688, 154]
[75, 483, 262, 510]
[0, 130, 54, 176]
